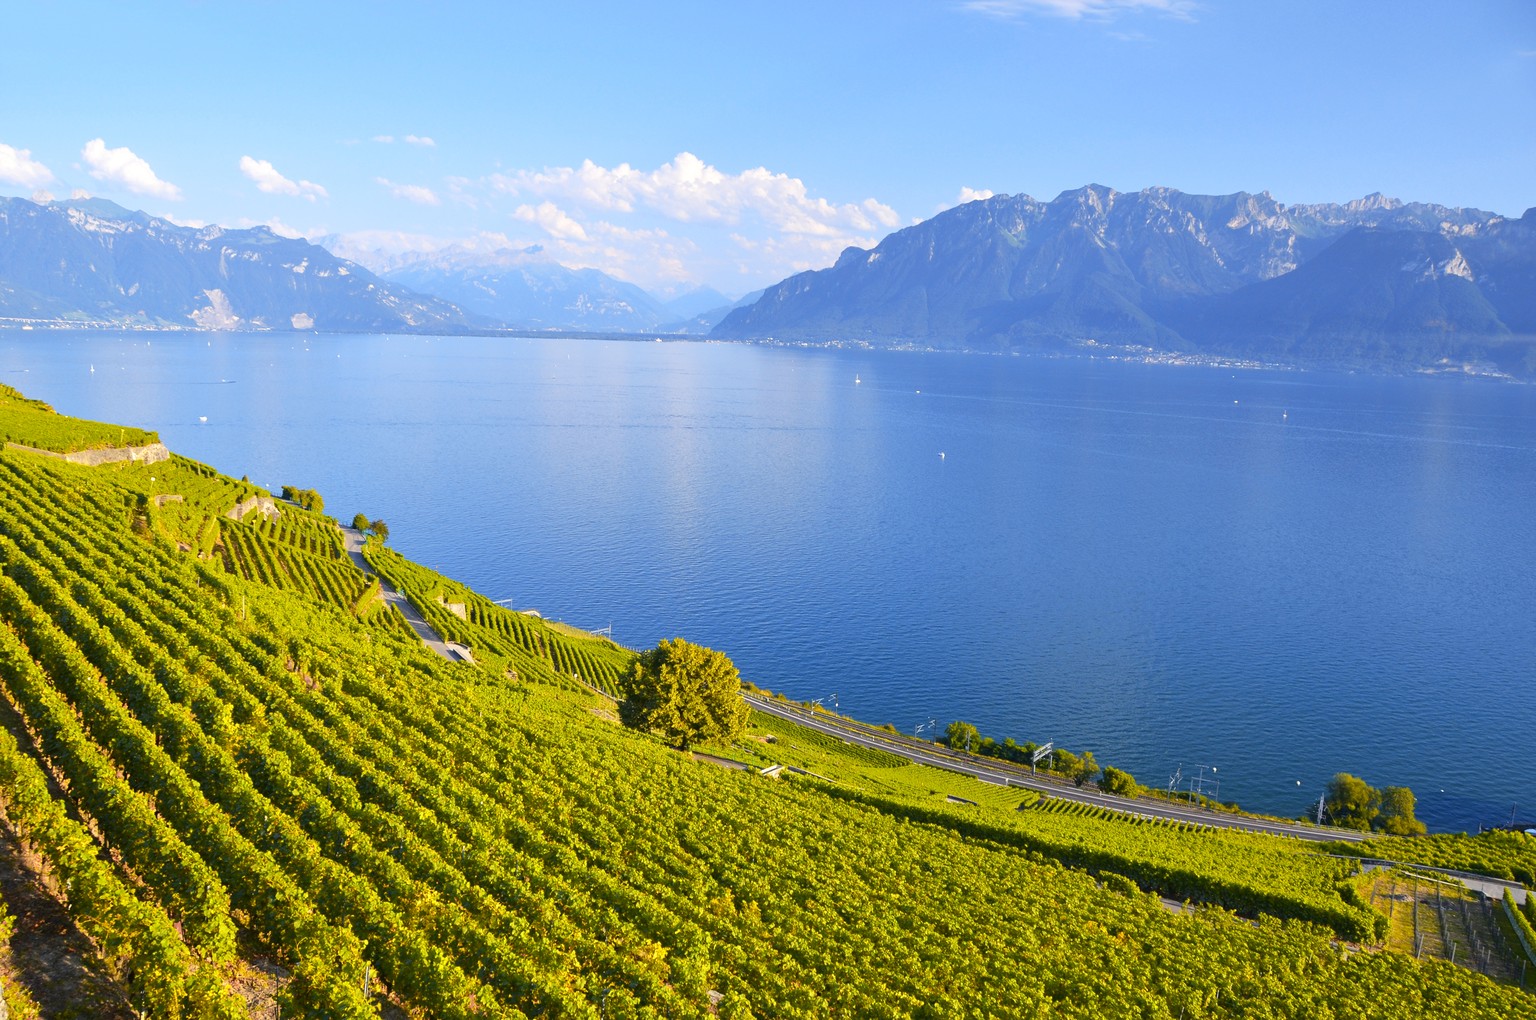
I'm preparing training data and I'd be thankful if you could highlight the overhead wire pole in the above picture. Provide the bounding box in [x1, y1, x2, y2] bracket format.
[1030, 741, 1053, 777]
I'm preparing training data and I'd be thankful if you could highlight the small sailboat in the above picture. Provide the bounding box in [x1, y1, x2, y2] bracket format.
[855, 374, 861, 385]
[89, 364, 95, 373]
[198, 416, 208, 423]
[939, 451, 946, 460]
[1282, 409, 1288, 421]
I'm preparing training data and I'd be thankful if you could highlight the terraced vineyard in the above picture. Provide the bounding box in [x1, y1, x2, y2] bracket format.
[363, 543, 634, 693]
[1339, 830, 1536, 887]
[0, 398, 1531, 1017]
[1361, 870, 1524, 982]
[0, 384, 158, 452]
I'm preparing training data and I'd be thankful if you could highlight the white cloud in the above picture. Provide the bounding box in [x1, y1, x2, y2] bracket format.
[319, 229, 515, 272]
[512, 201, 588, 241]
[239, 156, 328, 201]
[957, 187, 995, 205]
[0, 143, 54, 188]
[375, 177, 441, 206]
[490, 152, 900, 237]
[372, 134, 395, 144]
[962, 0, 1194, 20]
[70, 188, 92, 200]
[404, 134, 436, 147]
[80, 138, 182, 200]
[158, 212, 208, 229]
[469, 152, 907, 289]
[232, 216, 313, 239]
[32, 189, 54, 203]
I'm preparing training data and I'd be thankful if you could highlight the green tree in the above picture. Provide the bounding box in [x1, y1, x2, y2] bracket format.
[621, 638, 751, 750]
[1377, 786, 1427, 835]
[1069, 750, 1099, 788]
[351, 513, 370, 531]
[1326, 773, 1380, 831]
[370, 519, 390, 543]
[944, 720, 980, 752]
[281, 485, 324, 512]
[1100, 765, 1138, 797]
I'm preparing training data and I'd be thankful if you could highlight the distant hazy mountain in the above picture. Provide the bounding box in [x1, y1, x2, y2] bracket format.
[714, 187, 1536, 377]
[661, 285, 733, 322]
[663, 288, 765, 334]
[0, 195, 471, 332]
[375, 245, 671, 332]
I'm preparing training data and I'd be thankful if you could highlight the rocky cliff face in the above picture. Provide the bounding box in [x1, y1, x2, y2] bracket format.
[0, 196, 472, 332]
[714, 186, 1534, 376]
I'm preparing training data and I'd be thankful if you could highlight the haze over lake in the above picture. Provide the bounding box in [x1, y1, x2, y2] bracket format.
[3, 331, 1531, 832]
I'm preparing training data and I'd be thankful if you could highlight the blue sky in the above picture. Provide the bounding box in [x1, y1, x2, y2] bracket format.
[2, 0, 1532, 294]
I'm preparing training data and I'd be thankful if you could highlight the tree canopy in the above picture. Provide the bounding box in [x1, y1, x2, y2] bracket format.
[1326, 773, 1381, 831]
[621, 638, 751, 750]
[351, 513, 370, 531]
[944, 720, 980, 752]
[281, 485, 324, 512]
[370, 519, 390, 542]
[1100, 765, 1138, 797]
[1378, 786, 1427, 836]
[1069, 750, 1099, 788]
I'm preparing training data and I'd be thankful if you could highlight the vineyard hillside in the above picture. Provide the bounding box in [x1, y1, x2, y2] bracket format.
[0, 392, 1531, 1018]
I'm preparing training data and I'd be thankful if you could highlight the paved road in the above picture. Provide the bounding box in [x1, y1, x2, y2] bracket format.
[751, 698, 1531, 898]
[341, 527, 459, 661]
[745, 693, 1371, 844]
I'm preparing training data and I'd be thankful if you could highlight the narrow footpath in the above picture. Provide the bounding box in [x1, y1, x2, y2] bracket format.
[341, 527, 466, 662]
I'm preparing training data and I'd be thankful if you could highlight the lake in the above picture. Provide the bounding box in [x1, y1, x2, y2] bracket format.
[3, 330, 1533, 832]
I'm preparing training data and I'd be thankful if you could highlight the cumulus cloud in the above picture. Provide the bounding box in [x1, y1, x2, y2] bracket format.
[490, 152, 900, 237]
[0, 143, 54, 188]
[375, 177, 441, 205]
[467, 152, 908, 289]
[372, 134, 395, 144]
[31, 189, 54, 203]
[81, 138, 182, 200]
[512, 201, 589, 241]
[70, 188, 92, 200]
[239, 156, 328, 201]
[963, 0, 1194, 19]
[957, 187, 995, 205]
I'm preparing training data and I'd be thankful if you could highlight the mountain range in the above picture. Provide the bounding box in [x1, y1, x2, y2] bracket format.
[714, 187, 1536, 377]
[0, 196, 472, 333]
[2, 188, 1532, 377]
[364, 245, 742, 333]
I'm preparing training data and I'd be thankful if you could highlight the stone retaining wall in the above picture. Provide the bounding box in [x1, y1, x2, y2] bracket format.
[4, 441, 171, 466]
[227, 496, 281, 522]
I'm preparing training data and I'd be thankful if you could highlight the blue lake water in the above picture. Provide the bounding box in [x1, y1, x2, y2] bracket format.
[2, 331, 1533, 833]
